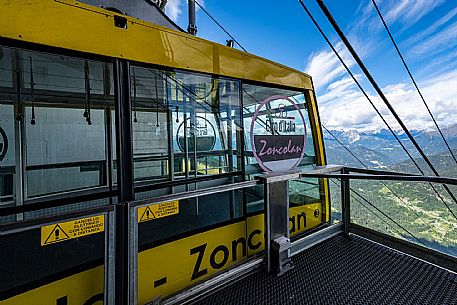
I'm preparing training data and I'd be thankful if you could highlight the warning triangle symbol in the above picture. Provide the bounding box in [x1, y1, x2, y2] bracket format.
[139, 207, 156, 222]
[43, 224, 71, 245]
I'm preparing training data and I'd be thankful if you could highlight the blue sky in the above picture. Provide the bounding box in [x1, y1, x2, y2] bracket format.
[165, 0, 457, 132]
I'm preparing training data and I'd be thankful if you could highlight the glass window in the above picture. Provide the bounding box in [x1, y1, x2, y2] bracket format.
[242, 84, 319, 213]
[0, 47, 15, 207]
[130, 66, 242, 191]
[131, 66, 244, 240]
[243, 84, 316, 173]
[0, 45, 116, 222]
[170, 71, 242, 179]
[130, 66, 169, 183]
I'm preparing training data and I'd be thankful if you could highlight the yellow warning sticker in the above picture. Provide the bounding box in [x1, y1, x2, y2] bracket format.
[41, 215, 105, 246]
[138, 200, 179, 223]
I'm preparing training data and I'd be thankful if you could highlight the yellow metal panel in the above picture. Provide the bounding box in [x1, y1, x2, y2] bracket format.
[0, 0, 312, 90]
[244, 55, 312, 89]
[139, 203, 323, 302]
[2, 266, 104, 305]
[137, 221, 249, 303]
[3, 203, 325, 305]
[307, 90, 326, 166]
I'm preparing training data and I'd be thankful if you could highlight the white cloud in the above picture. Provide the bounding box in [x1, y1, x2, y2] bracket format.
[318, 75, 361, 106]
[165, 0, 205, 22]
[403, 6, 457, 48]
[305, 42, 355, 92]
[383, 0, 445, 25]
[408, 21, 457, 57]
[165, 0, 183, 22]
[354, 0, 445, 35]
[318, 69, 457, 132]
[302, 0, 455, 134]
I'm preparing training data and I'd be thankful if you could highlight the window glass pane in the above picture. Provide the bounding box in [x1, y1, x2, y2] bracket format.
[138, 182, 247, 244]
[0, 47, 15, 208]
[0, 105, 15, 205]
[130, 66, 242, 188]
[22, 52, 114, 199]
[0, 45, 116, 223]
[243, 84, 316, 175]
[171, 71, 242, 179]
[242, 84, 318, 213]
[22, 51, 105, 95]
[131, 67, 244, 239]
[26, 108, 107, 197]
[0, 46, 13, 88]
[130, 66, 169, 183]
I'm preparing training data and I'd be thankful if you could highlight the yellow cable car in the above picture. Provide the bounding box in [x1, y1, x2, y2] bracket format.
[0, 1, 328, 304]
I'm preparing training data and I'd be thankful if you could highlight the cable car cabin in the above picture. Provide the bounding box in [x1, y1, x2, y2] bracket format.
[0, 1, 328, 304]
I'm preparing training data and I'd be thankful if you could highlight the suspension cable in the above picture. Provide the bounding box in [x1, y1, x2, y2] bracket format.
[323, 125, 436, 232]
[297, 0, 457, 218]
[329, 179, 423, 246]
[313, 0, 457, 204]
[194, 0, 247, 52]
[370, 0, 457, 166]
[297, 0, 421, 173]
[351, 187, 426, 246]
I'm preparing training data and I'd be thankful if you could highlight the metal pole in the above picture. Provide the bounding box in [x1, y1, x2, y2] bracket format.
[113, 59, 134, 305]
[187, 0, 197, 35]
[13, 49, 25, 221]
[341, 168, 350, 236]
[104, 210, 116, 305]
[263, 181, 271, 273]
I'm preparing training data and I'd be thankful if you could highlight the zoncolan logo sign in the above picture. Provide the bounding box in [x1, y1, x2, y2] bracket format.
[250, 95, 307, 172]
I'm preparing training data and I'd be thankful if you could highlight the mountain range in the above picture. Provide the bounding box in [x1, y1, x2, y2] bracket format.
[324, 124, 457, 256]
[324, 124, 457, 175]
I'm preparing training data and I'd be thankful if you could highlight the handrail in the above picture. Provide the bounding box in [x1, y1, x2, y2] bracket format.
[0, 204, 114, 234]
[129, 180, 260, 209]
[300, 170, 457, 186]
[3, 163, 455, 305]
[26, 159, 106, 171]
[0, 189, 116, 217]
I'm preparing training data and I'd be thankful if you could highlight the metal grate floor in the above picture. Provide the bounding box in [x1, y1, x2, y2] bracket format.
[192, 234, 457, 305]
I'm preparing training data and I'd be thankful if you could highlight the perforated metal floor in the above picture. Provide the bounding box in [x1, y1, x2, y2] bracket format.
[192, 234, 457, 305]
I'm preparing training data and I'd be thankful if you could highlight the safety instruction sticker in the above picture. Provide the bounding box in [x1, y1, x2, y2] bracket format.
[138, 200, 179, 223]
[41, 215, 105, 246]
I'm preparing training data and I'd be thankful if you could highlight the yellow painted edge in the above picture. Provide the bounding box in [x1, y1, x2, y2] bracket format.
[306, 85, 330, 222]
[0, 0, 312, 90]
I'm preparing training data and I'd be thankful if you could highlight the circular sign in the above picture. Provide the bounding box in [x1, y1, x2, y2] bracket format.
[176, 116, 216, 152]
[0, 126, 8, 162]
[250, 95, 307, 172]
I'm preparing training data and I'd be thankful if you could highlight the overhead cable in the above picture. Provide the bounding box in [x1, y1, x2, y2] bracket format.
[371, 0, 457, 166]
[351, 186, 426, 246]
[194, 0, 247, 52]
[297, 0, 457, 217]
[329, 179, 423, 246]
[323, 125, 436, 232]
[313, 0, 456, 198]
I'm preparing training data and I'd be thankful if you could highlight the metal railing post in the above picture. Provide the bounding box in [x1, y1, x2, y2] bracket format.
[263, 180, 271, 273]
[258, 173, 298, 275]
[105, 209, 116, 305]
[129, 206, 139, 305]
[341, 168, 350, 236]
[113, 59, 134, 305]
